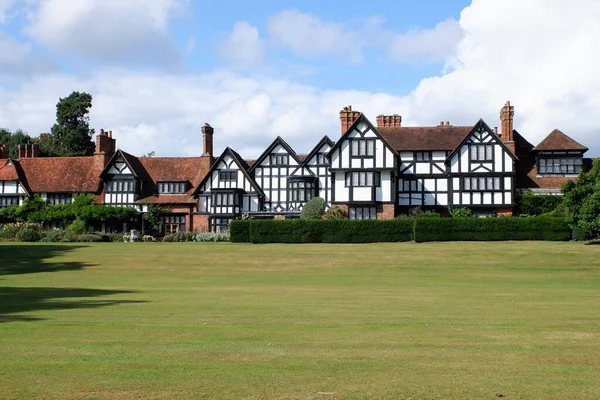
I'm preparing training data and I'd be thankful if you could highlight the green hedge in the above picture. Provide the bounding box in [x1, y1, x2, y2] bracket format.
[230, 216, 571, 243]
[231, 219, 414, 243]
[230, 220, 251, 243]
[414, 217, 571, 242]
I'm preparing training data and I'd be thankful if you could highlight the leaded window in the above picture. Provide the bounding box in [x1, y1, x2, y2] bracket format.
[219, 171, 237, 182]
[46, 193, 72, 205]
[350, 139, 375, 157]
[213, 192, 234, 206]
[345, 171, 381, 187]
[316, 153, 327, 165]
[538, 157, 582, 174]
[270, 154, 289, 165]
[105, 180, 136, 193]
[158, 181, 186, 194]
[289, 180, 316, 202]
[470, 145, 493, 162]
[162, 215, 186, 234]
[463, 176, 501, 191]
[416, 152, 431, 161]
[349, 207, 377, 220]
[0, 196, 19, 208]
[210, 217, 232, 233]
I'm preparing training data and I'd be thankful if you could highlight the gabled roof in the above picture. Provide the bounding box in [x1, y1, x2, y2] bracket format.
[248, 136, 302, 172]
[446, 119, 518, 162]
[194, 147, 265, 198]
[0, 159, 19, 181]
[533, 129, 588, 152]
[327, 114, 398, 158]
[17, 156, 104, 193]
[100, 150, 149, 180]
[378, 124, 473, 151]
[303, 136, 334, 165]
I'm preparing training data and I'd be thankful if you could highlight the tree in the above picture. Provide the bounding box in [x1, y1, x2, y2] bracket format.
[48, 91, 95, 156]
[562, 160, 600, 240]
[0, 128, 33, 158]
[300, 197, 326, 219]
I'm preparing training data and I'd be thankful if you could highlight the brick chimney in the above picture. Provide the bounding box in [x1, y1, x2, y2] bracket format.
[500, 101, 515, 153]
[200, 123, 215, 170]
[0, 144, 8, 159]
[376, 114, 402, 128]
[95, 128, 116, 166]
[339, 106, 361, 135]
[17, 143, 39, 158]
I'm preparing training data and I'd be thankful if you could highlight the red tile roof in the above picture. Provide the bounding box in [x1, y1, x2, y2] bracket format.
[533, 129, 588, 151]
[136, 194, 197, 204]
[17, 156, 104, 193]
[0, 159, 19, 181]
[378, 125, 473, 151]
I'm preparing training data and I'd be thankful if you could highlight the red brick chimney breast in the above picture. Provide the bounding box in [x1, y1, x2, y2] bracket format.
[500, 101, 515, 153]
[339, 106, 361, 135]
[376, 114, 402, 128]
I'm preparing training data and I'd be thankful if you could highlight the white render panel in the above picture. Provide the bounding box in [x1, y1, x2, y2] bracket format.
[438, 179, 448, 192]
[432, 151, 446, 161]
[505, 192, 512, 204]
[400, 152, 414, 161]
[353, 187, 371, 201]
[460, 147, 469, 173]
[351, 158, 362, 168]
[385, 148, 395, 168]
[423, 179, 436, 192]
[363, 129, 376, 138]
[462, 193, 470, 205]
[504, 153, 513, 172]
[483, 192, 492, 204]
[331, 149, 341, 168]
[334, 173, 348, 202]
[415, 163, 429, 174]
[381, 171, 391, 202]
[494, 145, 503, 172]
[504, 177, 512, 190]
[450, 154, 459, 173]
[363, 158, 374, 169]
[453, 193, 460, 205]
[357, 122, 368, 132]
[494, 193, 503, 204]
[472, 192, 481, 205]
[437, 193, 448, 206]
[341, 143, 349, 168]
[199, 196, 208, 212]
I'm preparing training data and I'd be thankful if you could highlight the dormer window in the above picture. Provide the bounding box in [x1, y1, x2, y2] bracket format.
[270, 154, 289, 165]
[470, 145, 493, 162]
[106, 180, 136, 193]
[538, 155, 582, 175]
[158, 181, 186, 194]
[219, 170, 237, 182]
[350, 139, 375, 157]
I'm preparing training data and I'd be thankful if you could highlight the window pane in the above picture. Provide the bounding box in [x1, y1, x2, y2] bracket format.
[470, 146, 477, 160]
[353, 172, 359, 186]
[352, 141, 359, 155]
[478, 146, 485, 161]
[486, 145, 493, 160]
[494, 177, 500, 190]
[366, 172, 372, 186]
[367, 140, 374, 156]
[346, 173, 351, 186]
[417, 152, 423, 161]
[472, 177, 478, 190]
[487, 177, 493, 190]
[359, 140, 366, 156]
[464, 177, 470, 190]
[479, 177, 486, 189]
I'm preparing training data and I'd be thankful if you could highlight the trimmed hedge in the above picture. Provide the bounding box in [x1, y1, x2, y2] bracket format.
[231, 219, 414, 243]
[230, 216, 571, 243]
[414, 217, 571, 242]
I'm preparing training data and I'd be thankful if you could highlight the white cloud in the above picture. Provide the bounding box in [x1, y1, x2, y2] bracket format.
[24, 0, 185, 65]
[218, 22, 265, 65]
[267, 9, 365, 63]
[0, 30, 55, 76]
[0, 0, 17, 23]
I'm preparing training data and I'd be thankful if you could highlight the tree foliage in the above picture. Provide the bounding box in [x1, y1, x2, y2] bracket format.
[300, 197, 326, 219]
[143, 204, 170, 236]
[0, 128, 33, 158]
[562, 160, 600, 239]
[449, 207, 473, 218]
[515, 190, 564, 216]
[47, 91, 95, 156]
[322, 206, 348, 220]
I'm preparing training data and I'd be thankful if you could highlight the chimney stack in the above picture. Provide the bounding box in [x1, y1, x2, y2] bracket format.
[95, 128, 117, 166]
[376, 114, 402, 128]
[201, 123, 214, 158]
[500, 101, 515, 153]
[339, 105, 361, 136]
[17, 143, 39, 158]
[0, 144, 8, 159]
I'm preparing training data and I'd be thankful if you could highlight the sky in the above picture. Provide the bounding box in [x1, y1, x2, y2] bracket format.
[0, 0, 599, 158]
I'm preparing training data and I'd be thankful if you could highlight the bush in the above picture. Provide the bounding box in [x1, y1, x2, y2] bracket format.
[15, 227, 41, 242]
[322, 206, 348, 220]
[516, 190, 564, 216]
[300, 197, 326, 219]
[239, 219, 414, 244]
[414, 217, 571, 242]
[77, 234, 103, 242]
[68, 219, 88, 235]
[162, 232, 194, 242]
[230, 220, 251, 243]
[449, 207, 472, 218]
[194, 232, 230, 242]
[39, 229, 66, 242]
[0, 222, 42, 240]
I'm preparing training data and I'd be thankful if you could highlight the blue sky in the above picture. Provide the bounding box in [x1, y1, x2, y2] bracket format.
[0, 0, 598, 158]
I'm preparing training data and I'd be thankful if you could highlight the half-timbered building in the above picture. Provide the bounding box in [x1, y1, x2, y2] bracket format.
[0, 101, 594, 232]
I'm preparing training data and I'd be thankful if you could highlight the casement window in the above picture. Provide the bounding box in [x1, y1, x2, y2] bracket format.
[213, 192, 234, 206]
[416, 152, 431, 161]
[315, 153, 327, 165]
[401, 179, 420, 192]
[210, 217, 232, 233]
[106, 180, 136, 193]
[289, 180, 316, 202]
[350, 139, 375, 157]
[219, 170, 237, 182]
[345, 171, 381, 187]
[158, 181, 186, 194]
[0, 196, 19, 208]
[161, 215, 186, 234]
[270, 154, 289, 165]
[349, 207, 377, 220]
[538, 157, 582, 174]
[46, 193, 72, 205]
[470, 144, 494, 162]
[463, 176, 501, 191]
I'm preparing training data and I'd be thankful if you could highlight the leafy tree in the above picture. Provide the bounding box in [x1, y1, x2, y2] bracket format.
[515, 190, 563, 216]
[562, 160, 600, 239]
[48, 91, 95, 156]
[300, 197, 326, 219]
[0, 128, 33, 158]
[143, 204, 170, 236]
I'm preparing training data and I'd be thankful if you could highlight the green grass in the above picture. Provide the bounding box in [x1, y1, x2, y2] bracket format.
[1, 242, 599, 399]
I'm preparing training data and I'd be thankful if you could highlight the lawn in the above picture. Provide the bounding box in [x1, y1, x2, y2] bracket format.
[0, 242, 599, 399]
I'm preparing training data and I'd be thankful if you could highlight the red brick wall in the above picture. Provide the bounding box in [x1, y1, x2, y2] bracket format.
[377, 204, 395, 220]
[496, 207, 514, 217]
[191, 214, 209, 233]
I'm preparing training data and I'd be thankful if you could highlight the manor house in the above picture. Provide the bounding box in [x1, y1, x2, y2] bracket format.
[0, 102, 592, 232]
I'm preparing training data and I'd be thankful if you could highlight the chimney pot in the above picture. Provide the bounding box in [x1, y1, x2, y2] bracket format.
[445, 121, 450, 126]
[100, 128, 105, 136]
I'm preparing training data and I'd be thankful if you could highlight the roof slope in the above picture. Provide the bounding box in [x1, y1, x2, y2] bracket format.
[378, 125, 473, 151]
[0, 159, 19, 181]
[17, 156, 104, 193]
[533, 129, 588, 151]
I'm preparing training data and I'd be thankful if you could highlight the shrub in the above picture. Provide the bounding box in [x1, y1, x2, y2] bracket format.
[322, 206, 348, 220]
[68, 219, 88, 235]
[230, 220, 251, 242]
[162, 232, 194, 242]
[516, 190, 564, 216]
[143, 235, 156, 242]
[243, 219, 414, 244]
[39, 229, 65, 242]
[449, 207, 472, 218]
[300, 197, 326, 219]
[414, 217, 571, 242]
[194, 232, 230, 242]
[15, 227, 41, 242]
[0, 222, 42, 240]
[77, 234, 103, 242]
